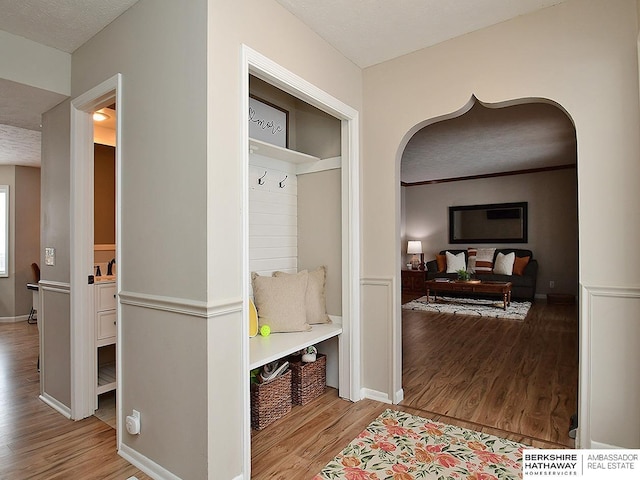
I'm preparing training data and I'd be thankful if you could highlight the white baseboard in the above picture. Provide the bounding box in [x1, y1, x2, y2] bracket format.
[119, 443, 181, 480]
[394, 388, 405, 404]
[361, 388, 392, 404]
[39, 393, 71, 419]
[589, 440, 627, 449]
[0, 314, 30, 323]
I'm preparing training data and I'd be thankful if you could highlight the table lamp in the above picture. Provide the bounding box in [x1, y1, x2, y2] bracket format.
[407, 240, 424, 270]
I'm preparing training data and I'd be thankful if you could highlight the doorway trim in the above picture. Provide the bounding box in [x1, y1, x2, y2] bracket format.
[241, 45, 361, 476]
[69, 74, 121, 425]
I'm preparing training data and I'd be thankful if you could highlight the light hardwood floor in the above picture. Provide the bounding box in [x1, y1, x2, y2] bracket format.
[251, 299, 578, 479]
[0, 321, 150, 480]
[1, 299, 577, 479]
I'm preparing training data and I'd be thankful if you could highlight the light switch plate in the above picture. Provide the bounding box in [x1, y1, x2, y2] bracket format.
[45, 247, 55, 266]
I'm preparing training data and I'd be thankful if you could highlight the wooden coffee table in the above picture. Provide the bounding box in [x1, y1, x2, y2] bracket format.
[425, 280, 513, 310]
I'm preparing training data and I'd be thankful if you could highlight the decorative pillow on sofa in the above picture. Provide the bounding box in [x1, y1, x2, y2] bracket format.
[513, 255, 531, 276]
[467, 248, 477, 273]
[436, 254, 447, 273]
[446, 251, 466, 273]
[251, 272, 311, 332]
[474, 248, 496, 273]
[274, 267, 331, 324]
[493, 252, 516, 275]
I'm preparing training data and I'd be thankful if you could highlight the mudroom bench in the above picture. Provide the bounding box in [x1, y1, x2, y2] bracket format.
[249, 317, 342, 370]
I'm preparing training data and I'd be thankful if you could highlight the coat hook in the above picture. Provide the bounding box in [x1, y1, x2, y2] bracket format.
[279, 175, 288, 188]
[257, 171, 267, 185]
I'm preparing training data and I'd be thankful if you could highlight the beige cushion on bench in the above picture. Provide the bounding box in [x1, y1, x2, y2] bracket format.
[274, 266, 331, 325]
[252, 271, 311, 333]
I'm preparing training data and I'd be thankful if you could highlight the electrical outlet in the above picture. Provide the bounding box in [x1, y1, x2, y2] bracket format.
[45, 247, 55, 266]
[126, 409, 141, 435]
[549, 280, 555, 289]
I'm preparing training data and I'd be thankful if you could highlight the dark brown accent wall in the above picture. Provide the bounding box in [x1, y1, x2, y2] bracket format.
[94, 144, 116, 244]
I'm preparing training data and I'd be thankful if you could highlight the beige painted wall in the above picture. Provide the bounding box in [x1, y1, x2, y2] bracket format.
[0, 165, 41, 319]
[70, 0, 209, 477]
[38, 0, 363, 478]
[0, 166, 16, 318]
[250, 76, 342, 159]
[41, 101, 71, 285]
[363, 0, 640, 448]
[298, 169, 342, 315]
[208, 1, 360, 476]
[14, 166, 40, 314]
[40, 100, 72, 410]
[403, 169, 579, 297]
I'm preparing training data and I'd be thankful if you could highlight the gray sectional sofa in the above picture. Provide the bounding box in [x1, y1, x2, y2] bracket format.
[425, 248, 538, 300]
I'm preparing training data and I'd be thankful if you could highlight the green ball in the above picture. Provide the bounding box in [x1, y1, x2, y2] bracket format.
[260, 325, 271, 336]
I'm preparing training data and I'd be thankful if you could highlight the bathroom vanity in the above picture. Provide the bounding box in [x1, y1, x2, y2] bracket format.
[95, 278, 116, 401]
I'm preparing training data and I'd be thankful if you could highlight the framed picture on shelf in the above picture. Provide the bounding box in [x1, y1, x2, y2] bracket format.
[248, 95, 288, 148]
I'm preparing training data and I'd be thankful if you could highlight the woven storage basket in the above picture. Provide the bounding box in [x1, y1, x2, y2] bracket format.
[250, 369, 292, 430]
[290, 354, 326, 405]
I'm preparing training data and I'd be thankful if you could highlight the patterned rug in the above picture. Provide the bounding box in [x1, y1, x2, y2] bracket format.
[313, 409, 525, 480]
[402, 296, 531, 321]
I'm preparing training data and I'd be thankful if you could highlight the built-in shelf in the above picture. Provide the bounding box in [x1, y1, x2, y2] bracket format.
[97, 362, 116, 395]
[249, 319, 342, 370]
[249, 137, 318, 164]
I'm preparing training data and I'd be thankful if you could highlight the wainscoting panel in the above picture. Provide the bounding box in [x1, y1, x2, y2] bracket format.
[360, 277, 396, 403]
[38, 281, 72, 412]
[581, 285, 640, 449]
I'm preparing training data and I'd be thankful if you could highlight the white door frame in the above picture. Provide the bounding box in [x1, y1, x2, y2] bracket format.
[240, 46, 361, 477]
[69, 74, 122, 424]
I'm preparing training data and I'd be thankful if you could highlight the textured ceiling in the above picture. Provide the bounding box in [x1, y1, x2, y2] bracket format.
[1, 0, 573, 174]
[0, 124, 42, 167]
[275, 0, 569, 68]
[0, 0, 138, 167]
[401, 101, 577, 184]
[0, 0, 140, 53]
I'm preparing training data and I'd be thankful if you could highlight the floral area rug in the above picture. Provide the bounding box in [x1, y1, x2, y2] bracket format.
[402, 296, 531, 321]
[313, 409, 525, 480]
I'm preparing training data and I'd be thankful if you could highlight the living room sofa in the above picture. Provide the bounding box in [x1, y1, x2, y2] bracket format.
[425, 248, 538, 300]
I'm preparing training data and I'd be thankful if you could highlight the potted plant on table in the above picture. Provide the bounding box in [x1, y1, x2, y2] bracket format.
[456, 269, 472, 281]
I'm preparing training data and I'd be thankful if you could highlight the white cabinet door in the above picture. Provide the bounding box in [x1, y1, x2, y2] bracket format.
[97, 310, 117, 342]
[96, 283, 116, 311]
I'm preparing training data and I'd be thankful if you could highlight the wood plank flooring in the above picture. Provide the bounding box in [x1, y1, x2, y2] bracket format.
[0, 321, 150, 480]
[252, 299, 578, 479]
[0, 299, 578, 479]
[400, 298, 578, 448]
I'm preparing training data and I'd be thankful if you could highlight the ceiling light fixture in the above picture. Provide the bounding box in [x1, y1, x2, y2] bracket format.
[93, 110, 110, 122]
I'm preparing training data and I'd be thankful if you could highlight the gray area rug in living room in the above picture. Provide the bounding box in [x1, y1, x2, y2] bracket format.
[402, 295, 531, 320]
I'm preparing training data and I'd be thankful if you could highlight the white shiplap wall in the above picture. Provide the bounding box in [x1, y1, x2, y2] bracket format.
[249, 153, 298, 277]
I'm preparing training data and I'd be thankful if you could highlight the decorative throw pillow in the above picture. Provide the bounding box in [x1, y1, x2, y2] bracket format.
[513, 255, 531, 276]
[445, 251, 466, 273]
[248, 298, 258, 337]
[474, 248, 496, 273]
[436, 254, 447, 273]
[251, 272, 311, 332]
[273, 267, 331, 324]
[493, 252, 516, 275]
[467, 248, 477, 273]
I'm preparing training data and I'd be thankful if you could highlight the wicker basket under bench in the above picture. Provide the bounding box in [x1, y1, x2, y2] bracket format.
[250, 370, 292, 430]
[289, 354, 326, 406]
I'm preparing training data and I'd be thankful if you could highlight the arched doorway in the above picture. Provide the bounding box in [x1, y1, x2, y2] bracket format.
[398, 96, 579, 446]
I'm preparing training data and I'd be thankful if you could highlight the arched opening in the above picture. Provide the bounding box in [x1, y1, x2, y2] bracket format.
[398, 96, 579, 447]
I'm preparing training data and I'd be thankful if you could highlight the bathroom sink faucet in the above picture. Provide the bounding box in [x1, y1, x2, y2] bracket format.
[107, 258, 116, 276]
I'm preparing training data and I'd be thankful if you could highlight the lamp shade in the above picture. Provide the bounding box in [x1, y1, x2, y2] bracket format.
[407, 240, 423, 254]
